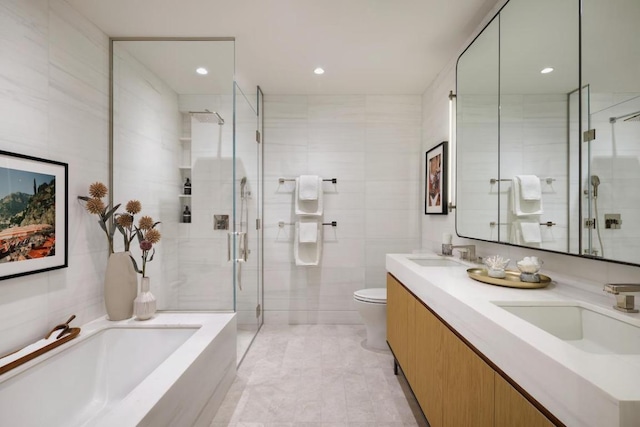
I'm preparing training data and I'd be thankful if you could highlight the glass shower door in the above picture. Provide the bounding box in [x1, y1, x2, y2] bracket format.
[232, 83, 263, 359]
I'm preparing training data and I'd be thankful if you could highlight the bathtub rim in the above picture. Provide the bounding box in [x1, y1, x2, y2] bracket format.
[0, 312, 237, 426]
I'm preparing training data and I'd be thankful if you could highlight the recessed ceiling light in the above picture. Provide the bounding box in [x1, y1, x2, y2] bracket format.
[313, 67, 325, 75]
[540, 67, 554, 74]
[196, 67, 208, 75]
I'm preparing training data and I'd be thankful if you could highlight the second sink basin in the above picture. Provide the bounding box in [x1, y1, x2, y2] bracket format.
[494, 301, 640, 354]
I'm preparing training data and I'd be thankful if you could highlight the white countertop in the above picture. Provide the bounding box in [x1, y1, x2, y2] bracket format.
[386, 253, 640, 427]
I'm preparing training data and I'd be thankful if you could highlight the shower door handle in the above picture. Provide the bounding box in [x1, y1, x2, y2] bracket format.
[227, 231, 248, 262]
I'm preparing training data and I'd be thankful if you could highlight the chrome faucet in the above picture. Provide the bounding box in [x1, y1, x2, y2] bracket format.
[603, 283, 640, 313]
[451, 245, 476, 262]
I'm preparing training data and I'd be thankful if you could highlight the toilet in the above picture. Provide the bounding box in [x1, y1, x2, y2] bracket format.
[353, 288, 387, 350]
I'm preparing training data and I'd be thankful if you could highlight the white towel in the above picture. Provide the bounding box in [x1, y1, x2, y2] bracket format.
[295, 177, 323, 216]
[299, 220, 318, 243]
[511, 180, 543, 216]
[519, 221, 542, 243]
[294, 221, 322, 266]
[299, 175, 320, 201]
[516, 175, 541, 201]
[510, 221, 541, 245]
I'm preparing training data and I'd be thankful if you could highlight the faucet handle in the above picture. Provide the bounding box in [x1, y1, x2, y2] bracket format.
[603, 284, 640, 313]
[454, 247, 469, 260]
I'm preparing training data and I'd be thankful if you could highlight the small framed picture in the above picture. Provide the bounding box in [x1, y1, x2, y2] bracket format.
[0, 150, 68, 280]
[425, 141, 448, 215]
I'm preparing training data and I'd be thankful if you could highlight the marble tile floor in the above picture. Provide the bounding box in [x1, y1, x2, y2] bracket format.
[211, 324, 428, 427]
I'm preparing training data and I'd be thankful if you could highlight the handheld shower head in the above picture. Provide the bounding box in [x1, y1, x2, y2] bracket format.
[240, 177, 247, 199]
[591, 175, 600, 198]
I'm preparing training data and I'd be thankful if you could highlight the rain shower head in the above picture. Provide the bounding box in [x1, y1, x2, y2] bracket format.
[624, 112, 640, 122]
[189, 109, 225, 125]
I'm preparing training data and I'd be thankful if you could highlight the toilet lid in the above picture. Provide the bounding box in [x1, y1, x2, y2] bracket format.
[353, 288, 387, 303]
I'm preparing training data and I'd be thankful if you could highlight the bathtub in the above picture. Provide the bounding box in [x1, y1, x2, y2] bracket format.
[0, 313, 236, 427]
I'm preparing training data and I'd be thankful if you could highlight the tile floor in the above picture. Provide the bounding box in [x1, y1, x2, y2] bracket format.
[211, 324, 428, 426]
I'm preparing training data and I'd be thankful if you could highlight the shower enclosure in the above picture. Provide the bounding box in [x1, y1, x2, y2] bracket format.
[110, 38, 263, 361]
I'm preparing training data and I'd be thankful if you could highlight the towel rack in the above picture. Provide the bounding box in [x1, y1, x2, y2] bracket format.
[278, 177, 337, 184]
[489, 177, 555, 185]
[278, 221, 337, 228]
[489, 221, 556, 227]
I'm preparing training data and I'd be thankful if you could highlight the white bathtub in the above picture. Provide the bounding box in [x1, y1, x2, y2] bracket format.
[0, 313, 236, 427]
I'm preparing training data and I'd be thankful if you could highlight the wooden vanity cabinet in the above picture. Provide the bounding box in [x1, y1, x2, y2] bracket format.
[495, 375, 555, 427]
[386, 273, 558, 427]
[386, 273, 415, 381]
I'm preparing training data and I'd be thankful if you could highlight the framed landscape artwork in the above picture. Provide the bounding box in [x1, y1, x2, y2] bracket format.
[0, 151, 68, 280]
[425, 141, 448, 215]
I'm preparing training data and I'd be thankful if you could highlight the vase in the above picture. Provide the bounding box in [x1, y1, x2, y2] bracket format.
[134, 277, 157, 320]
[104, 251, 138, 321]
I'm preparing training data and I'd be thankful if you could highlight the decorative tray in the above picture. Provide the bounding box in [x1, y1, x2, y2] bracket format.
[466, 268, 551, 289]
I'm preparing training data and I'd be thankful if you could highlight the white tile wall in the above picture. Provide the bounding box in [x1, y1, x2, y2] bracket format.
[421, 0, 640, 293]
[0, 0, 109, 356]
[264, 94, 422, 324]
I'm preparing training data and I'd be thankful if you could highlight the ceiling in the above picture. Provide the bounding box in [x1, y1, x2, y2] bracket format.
[67, 0, 499, 95]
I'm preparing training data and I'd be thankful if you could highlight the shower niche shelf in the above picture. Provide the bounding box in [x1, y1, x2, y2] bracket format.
[179, 112, 193, 224]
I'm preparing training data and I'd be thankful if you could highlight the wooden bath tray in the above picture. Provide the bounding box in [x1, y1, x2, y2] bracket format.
[466, 268, 551, 289]
[0, 326, 80, 376]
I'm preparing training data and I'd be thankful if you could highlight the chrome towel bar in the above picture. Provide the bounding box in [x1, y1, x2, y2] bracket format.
[278, 177, 337, 184]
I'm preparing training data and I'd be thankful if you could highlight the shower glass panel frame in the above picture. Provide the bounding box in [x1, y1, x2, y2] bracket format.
[232, 82, 264, 358]
[109, 37, 263, 363]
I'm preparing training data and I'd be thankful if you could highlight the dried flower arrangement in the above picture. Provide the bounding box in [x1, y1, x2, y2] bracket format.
[130, 215, 161, 278]
[79, 183, 161, 276]
[78, 182, 120, 254]
[115, 200, 142, 252]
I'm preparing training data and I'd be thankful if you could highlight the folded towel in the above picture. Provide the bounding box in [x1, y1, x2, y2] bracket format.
[511, 182, 543, 216]
[299, 220, 318, 243]
[295, 177, 324, 216]
[519, 221, 542, 243]
[299, 175, 320, 201]
[516, 175, 541, 201]
[294, 221, 322, 266]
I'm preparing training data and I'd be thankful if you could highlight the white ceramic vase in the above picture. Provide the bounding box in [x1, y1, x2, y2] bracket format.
[104, 251, 138, 321]
[134, 277, 157, 321]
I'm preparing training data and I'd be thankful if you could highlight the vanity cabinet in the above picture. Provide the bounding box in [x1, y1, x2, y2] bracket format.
[386, 273, 415, 381]
[387, 273, 558, 427]
[495, 375, 554, 427]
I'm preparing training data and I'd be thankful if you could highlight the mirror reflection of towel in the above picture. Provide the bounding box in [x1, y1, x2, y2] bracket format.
[516, 175, 541, 201]
[511, 221, 541, 244]
[511, 180, 543, 216]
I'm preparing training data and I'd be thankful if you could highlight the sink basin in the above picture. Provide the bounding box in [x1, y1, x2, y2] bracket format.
[407, 257, 465, 267]
[494, 302, 640, 354]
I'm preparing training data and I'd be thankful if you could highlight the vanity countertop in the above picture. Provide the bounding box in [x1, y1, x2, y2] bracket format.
[386, 253, 640, 427]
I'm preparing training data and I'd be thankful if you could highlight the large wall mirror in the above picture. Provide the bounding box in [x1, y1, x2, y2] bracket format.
[456, 0, 640, 266]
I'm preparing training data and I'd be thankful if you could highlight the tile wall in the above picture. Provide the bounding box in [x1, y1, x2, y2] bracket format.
[112, 42, 182, 309]
[0, 0, 109, 355]
[263, 95, 422, 324]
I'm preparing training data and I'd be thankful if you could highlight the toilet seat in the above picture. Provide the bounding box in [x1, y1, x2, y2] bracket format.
[353, 288, 387, 304]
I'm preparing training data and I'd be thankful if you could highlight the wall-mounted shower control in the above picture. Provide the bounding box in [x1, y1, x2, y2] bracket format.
[214, 214, 229, 230]
[584, 218, 596, 229]
[605, 214, 622, 229]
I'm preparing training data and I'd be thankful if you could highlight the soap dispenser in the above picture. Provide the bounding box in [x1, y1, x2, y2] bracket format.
[183, 178, 192, 195]
[182, 206, 191, 223]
